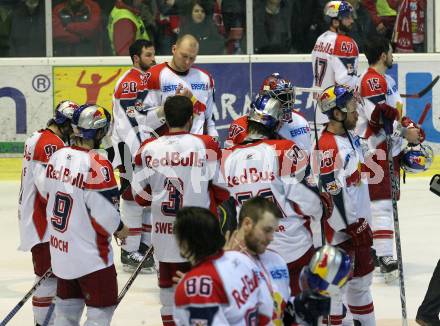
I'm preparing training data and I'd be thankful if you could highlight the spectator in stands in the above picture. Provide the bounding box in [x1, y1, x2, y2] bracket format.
[253, 0, 292, 54]
[393, 0, 426, 53]
[346, 0, 378, 52]
[53, 0, 102, 56]
[290, 0, 324, 53]
[221, 0, 245, 54]
[0, 0, 13, 56]
[155, 0, 186, 55]
[108, 0, 151, 56]
[363, 0, 399, 40]
[179, 0, 224, 54]
[10, 0, 45, 57]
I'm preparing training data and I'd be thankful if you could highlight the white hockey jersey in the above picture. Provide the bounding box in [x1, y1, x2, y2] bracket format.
[318, 130, 372, 245]
[18, 129, 65, 251]
[174, 250, 273, 326]
[220, 139, 323, 263]
[278, 111, 313, 154]
[311, 30, 359, 124]
[36, 146, 121, 279]
[143, 62, 218, 137]
[132, 131, 228, 263]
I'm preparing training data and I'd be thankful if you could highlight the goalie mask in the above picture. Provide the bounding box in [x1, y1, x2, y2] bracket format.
[300, 245, 352, 297]
[72, 104, 111, 142]
[401, 144, 434, 174]
[248, 94, 283, 130]
[259, 73, 295, 111]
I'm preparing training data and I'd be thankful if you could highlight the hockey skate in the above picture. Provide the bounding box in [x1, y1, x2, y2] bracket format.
[378, 256, 398, 284]
[121, 249, 156, 274]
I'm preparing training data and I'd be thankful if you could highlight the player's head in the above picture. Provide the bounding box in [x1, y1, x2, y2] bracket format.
[402, 144, 434, 174]
[300, 245, 352, 297]
[48, 100, 79, 142]
[248, 94, 283, 137]
[238, 197, 282, 255]
[175, 207, 225, 265]
[164, 95, 193, 129]
[324, 1, 354, 34]
[259, 73, 295, 112]
[129, 39, 156, 71]
[318, 85, 358, 130]
[71, 104, 111, 149]
[172, 34, 199, 72]
[364, 35, 393, 69]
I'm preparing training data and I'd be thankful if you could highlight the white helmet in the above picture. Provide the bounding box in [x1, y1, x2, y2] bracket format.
[72, 104, 111, 140]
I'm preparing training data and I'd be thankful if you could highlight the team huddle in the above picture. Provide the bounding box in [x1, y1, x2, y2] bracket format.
[16, 1, 434, 326]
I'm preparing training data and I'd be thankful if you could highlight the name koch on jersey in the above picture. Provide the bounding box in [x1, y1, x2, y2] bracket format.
[174, 251, 273, 326]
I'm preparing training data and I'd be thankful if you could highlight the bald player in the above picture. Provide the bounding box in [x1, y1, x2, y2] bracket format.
[142, 34, 218, 139]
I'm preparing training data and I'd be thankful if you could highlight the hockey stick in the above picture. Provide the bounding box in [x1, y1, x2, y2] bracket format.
[418, 103, 432, 125]
[0, 268, 53, 326]
[401, 75, 440, 98]
[117, 246, 154, 305]
[41, 302, 55, 326]
[383, 121, 408, 326]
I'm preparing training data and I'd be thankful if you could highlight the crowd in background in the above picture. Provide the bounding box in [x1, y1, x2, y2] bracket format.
[0, 0, 427, 57]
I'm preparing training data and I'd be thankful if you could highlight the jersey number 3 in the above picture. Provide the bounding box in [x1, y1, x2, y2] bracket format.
[161, 178, 183, 216]
[51, 192, 73, 233]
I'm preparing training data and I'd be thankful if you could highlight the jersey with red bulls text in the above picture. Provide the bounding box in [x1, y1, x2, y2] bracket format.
[35, 146, 121, 279]
[220, 139, 323, 263]
[318, 130, 372, 245]
[143, 62, 218, 137]
[18, 129, 65, 252]
[132, 132, 228, 263]
[356, 69, 403, 200]
[312, 31, 359, 124]
[247, 249, 291, 324]
[225, 112, 312, 154]
[174, 250, 273, 326]
[111, 67, 165, 168]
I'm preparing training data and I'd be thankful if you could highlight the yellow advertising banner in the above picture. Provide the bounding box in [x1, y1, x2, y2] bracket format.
[53, 66, 130, 113]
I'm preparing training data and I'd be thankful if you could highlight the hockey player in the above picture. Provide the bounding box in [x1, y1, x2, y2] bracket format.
[142, 34, 218, 139]
[225, 73, 313, 154]
[18, 100, 78, 326]
[109, 39, 157, 273]
[131, 95, 229, 325]
[220, 93, 332, 297]
[311, 0, 359, 125]
[173, 206, 274, 326]
[357, 35, 423, 280]
[36, 104, 129, 326]
[317, 85, 375, 325]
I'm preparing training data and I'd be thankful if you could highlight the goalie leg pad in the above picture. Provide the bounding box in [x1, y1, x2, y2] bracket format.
[84, 306, 116, 326]
[54, 298, 84, 326]
[371, 199, 394, 257]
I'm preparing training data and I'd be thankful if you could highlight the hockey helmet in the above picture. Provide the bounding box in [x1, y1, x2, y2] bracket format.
[318, 85, 354, 117]
[248, 94, 283, 129]
[300, 245, 352, 297]
[72, 104, 111, 140]
[324, 1, 353, 20]
[53, 100, 79, 125]
[401, 144, 434, 174]
[259, 73, 295, 111]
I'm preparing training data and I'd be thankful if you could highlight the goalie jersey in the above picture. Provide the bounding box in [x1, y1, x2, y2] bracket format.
[220, 139, 323, 263]
[36, 146, 121, 279]
[174, 250, 273, 326]
[18, 129, 65, 251]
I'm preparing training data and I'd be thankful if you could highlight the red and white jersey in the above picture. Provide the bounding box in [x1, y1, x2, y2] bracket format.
[36, 146, 121, 279]
[249, 249, 290, 324]
[312, 30, 359, 124]
[174, 250, 273, 326]
[225, 112, 312, 154]
[318, 130, 372, 245]
[356, 68, 403, 200]
[143, 62, 218, 137]
[220, 139, 323, 263]
[111, 67, 165, 168]
[132, 131, 228, 263]
[18, 129, 65, 251]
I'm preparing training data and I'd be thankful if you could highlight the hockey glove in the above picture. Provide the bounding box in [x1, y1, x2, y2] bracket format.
[345, 218, 373, 247]
[320, 192, 334, 220]
[401, 116, 425, 144]
[283, 290, 331, 325]
[370, 103, 398, 134]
